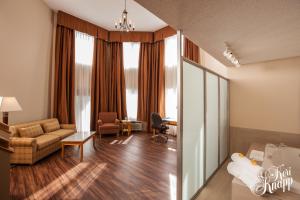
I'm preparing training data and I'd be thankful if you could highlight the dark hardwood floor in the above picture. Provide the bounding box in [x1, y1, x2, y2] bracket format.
[10, 133, 177, 200]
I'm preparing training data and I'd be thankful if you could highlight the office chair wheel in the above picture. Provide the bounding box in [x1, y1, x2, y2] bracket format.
[154, 136, 159, 143]
[163, 135, 168, 143]
[153, 135, 166, 143]
[159, 136, 165, 143]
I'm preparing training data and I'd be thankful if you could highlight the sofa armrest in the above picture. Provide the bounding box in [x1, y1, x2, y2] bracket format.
[97, 120, 103, 126]
[115, 119, 120, 125]
[10, 137, 37, 147]
[60, 124, 76, 130]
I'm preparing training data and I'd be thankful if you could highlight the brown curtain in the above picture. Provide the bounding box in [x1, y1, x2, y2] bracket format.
[149, 41, 165, 118]
[107, 42, 127, 119]
[137, 41, 165, 131]
[53, 25, 75, 124]
[154, 26, 176, 42]
[109, 31, 153, 43]
[90, 39, 109, 130]
[184, 37, 200, 63]
[137, 43, 152, 122]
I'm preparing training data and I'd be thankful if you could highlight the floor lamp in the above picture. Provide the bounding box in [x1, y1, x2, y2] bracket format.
[0, 97, 22, 124]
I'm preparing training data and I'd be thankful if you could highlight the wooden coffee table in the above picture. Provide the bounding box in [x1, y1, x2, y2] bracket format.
[61, 131, 96, 162]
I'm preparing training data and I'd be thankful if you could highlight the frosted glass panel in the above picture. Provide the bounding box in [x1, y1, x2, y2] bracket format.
[219, 78, 229, 164]
[182, 61, 205, 200]
[205, 72, 219, 180]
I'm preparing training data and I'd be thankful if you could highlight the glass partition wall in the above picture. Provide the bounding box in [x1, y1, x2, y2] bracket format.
[219, 78, 229, 165]
[177, 32, 229, 200]
[205, 72, 219, 180]
[182, 61, 205, 198]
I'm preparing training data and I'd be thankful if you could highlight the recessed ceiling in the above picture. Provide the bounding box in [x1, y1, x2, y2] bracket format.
[43, 0, 167, 32]
[135, 0, 300, 65]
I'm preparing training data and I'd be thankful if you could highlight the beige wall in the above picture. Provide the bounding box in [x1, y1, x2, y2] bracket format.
[0, 0, 53, 124]
[229, 56, 300, 134]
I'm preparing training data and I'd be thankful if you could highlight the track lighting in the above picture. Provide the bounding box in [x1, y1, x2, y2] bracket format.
[223, 44, 240, 67]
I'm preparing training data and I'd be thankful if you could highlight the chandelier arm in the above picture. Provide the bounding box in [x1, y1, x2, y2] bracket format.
[114, 0, 134, 32]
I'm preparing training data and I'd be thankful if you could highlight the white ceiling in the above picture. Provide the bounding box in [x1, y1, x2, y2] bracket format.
[43, 0, 167, 32]
[135, 0, 300, 65]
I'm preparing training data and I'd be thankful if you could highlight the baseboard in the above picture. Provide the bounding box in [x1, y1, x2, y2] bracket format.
[230, 126, 300, 154]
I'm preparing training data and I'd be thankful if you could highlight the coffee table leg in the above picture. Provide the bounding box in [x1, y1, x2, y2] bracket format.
[80, 144, 83, 162]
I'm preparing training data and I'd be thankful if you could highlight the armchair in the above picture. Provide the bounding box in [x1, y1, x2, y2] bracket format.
[97, 112, 120, 139]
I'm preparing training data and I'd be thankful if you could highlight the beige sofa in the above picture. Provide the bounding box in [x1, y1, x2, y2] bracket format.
[9, 118, 76, 164]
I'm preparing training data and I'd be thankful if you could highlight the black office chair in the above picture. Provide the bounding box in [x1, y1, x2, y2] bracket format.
[151, 112, 169, 143]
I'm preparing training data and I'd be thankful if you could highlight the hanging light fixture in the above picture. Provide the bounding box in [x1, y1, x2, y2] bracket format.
[114, 0, 135, 32]
[223, 43, 240, 67]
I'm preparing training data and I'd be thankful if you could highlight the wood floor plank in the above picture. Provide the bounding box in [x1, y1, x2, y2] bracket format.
[195, 160, 232, 200]
[10, 133, 177, 200]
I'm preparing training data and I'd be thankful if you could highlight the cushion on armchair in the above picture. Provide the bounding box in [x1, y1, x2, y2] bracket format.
[19, 125, 44, 138]
[100, 123, 120, 130]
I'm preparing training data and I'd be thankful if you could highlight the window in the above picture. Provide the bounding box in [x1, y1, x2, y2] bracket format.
[75, 31, 94, 132]
[123, 42, 140, 120]
[165, 35, 178, 119]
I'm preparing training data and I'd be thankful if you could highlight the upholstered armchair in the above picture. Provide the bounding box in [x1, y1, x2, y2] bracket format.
[97, 112, 120, 139]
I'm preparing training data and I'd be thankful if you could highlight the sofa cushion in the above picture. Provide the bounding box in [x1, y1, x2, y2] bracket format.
[100, 123, 120, 130]
[47, 129, 74, 139]
[35, 134, 60, 150]
[60, 124, 76, 130]
[19, 125, 44, 138]
[42, 119, 60, 133]
[9, 118, 59, 137]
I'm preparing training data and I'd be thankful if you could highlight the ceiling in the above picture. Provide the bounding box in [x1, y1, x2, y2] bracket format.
[135, 0, 300, 65]
[43, 0, 167, 31]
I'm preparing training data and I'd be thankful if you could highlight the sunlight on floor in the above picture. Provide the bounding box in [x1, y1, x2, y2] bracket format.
[169, 173, 177, 200]
[110, 140, 118, 144]
[122, 135, 133, 144]
[168, 147, 177, 152]
[109, 136, 134, 145]
[25, 162, 106, 200]
[118, 140, 123, 144]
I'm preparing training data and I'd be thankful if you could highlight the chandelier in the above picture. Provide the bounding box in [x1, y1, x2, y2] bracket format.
[114, 0, 135, 32]
[223, 43, 240, 67]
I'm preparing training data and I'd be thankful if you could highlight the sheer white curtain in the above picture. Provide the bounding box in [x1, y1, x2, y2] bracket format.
[165, 35, 178, 119]
[75, 31, 94, 132]
[165, 35, 178, 136]
[123, 42, 140, 120]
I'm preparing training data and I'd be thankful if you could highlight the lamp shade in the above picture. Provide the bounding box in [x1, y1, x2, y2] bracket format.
[0, 97, 22, 112]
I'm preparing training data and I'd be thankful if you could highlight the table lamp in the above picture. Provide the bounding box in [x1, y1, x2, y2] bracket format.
[0, 97, 22, 124]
